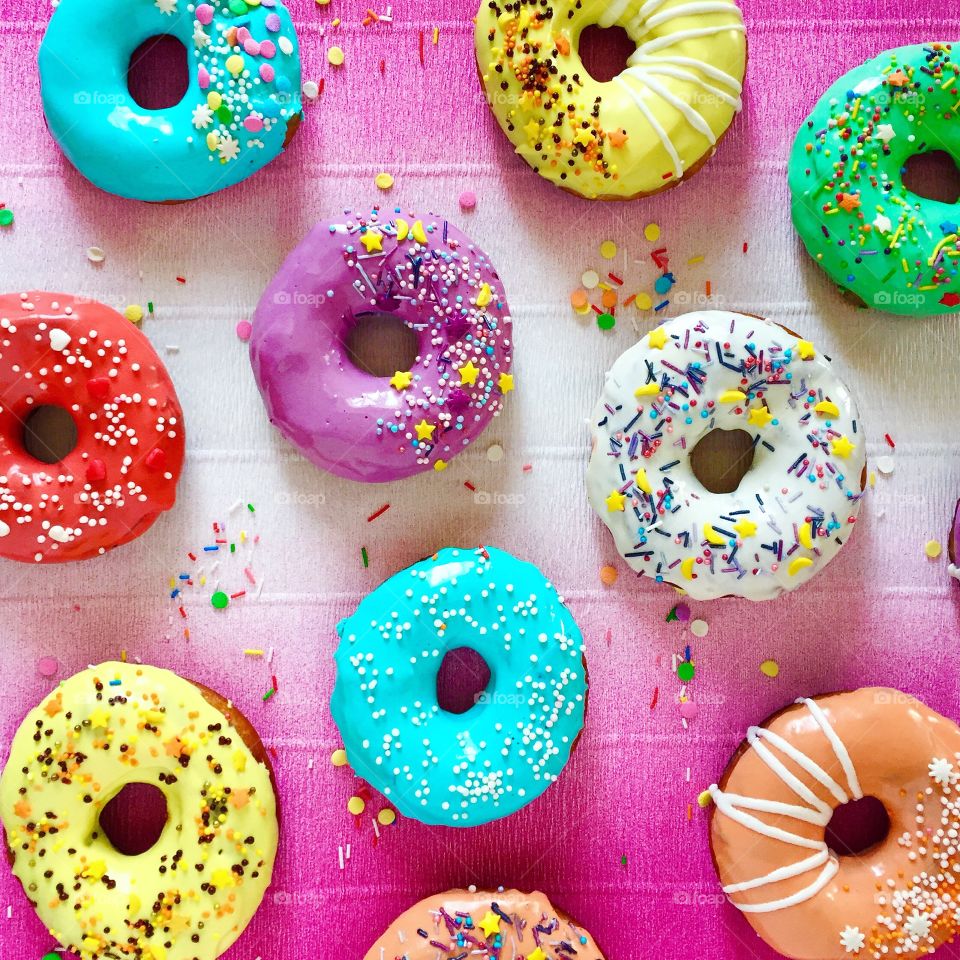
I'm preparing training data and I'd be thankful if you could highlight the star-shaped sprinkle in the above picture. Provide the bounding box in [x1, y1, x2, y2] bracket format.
[837, 192, 861, 212]
[840, 926, 865, 953]
[605, 490, 627, 512]
[164, 737, 186, 758]
[734, 518, 758, 539]
[479, 911, 501, 939]
[904, 911, 931, 939]
[874, 123, 896, 144]
[887, 70, 909, 87]
[458, 360, 479, 386]
[389, 370, 412, 391]
[795, 339, 816, 359]
[872, 213, 893, 233]
[607, 128, 628, 148]
[433, 459, 448, 471]
[940, 220, 959, 236]
[528, 949, 547, 960]
[360, 230, 383, 253]
[155, 0, 177, 12]
[414, 420, 435, 441]
[498, 372, 514, 393]
[218, 134, 240, 163]
[573, 128, 594, 147]
[747, 405, 774, 428]
[12, 799, 31, 819]
[88, 707, 111, 729]
[229, 788, 251, 809]
[193, 25, 210, 47]
[830, 435, 855, 459]
[44, 694, 63, 717]
[524, 118, 541, 140]
[929, 757, 958, 786]
[191, 104, 214, 129]
[647, 326, 668, 349]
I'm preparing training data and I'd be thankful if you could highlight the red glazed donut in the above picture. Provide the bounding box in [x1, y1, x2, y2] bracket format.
[0, 292, 185, 562]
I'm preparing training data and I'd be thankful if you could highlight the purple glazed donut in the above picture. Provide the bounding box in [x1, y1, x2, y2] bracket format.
[249, 209, 514, 482]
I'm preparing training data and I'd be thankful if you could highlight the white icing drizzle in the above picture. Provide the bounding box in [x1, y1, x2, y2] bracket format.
[642, 0, 744, 32]
[613, 76, 684, 174]
[630, 62, 742, 108]
[598, 0, 634, 28]
[622, 68, 718, 142]
[709, 698, 864, 915]
[638, 23, 746, 57]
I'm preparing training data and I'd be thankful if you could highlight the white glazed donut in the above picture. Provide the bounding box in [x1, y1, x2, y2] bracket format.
[586, 310, 867, 601]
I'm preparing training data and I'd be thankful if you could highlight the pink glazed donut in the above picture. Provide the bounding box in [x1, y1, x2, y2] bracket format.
[249, 209, 514, 482]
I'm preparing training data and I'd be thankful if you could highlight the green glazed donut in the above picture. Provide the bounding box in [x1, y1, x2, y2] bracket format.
[789, 43, 960, 316]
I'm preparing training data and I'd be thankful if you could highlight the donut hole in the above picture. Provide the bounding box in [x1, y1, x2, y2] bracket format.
[825, 796, 890, 857]
[22, 404, 78, 464]
[344, 312, 420, 378]
[436, 647, 492, 715]
[127, 35, 190, 111]
[98, 782, 168, 856]
[689, 428, 756, 494]
[578, 25, 635, 84]
[902, 150, 960, 204]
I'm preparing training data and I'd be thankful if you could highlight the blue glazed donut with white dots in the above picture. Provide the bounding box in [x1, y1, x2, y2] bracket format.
[331, 546, 588, 827]
[38, 0, 302, 201]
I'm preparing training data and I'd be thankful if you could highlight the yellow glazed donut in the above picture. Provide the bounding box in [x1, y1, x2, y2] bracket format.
[474, 0, 747, 198]
[0, 662, 279, 960]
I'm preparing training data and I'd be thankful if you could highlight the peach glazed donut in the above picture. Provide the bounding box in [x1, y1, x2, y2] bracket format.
[0, 292, 184, 563]
[364, 888, 606, 959]
[708, 689, 960, 960]
[475, 0, 746, 199]
[0, 662, 279, 960]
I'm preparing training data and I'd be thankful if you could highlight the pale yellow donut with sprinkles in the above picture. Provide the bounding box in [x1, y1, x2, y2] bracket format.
[0, 662, 278, 960]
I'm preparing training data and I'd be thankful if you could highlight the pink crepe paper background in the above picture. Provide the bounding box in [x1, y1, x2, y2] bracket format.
[1, 0, 960, 957]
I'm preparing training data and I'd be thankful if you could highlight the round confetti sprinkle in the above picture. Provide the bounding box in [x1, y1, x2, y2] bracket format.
[124, 304, 144, 324]
[570, 288, 588, 310]
[581, 270, 599, 289]
[42, 953, 61, 960]
[486, 443, 504, 462]
[328, 46, 345, 66]
[331, 748, 348, 766]
[644, 223, 660, 242]
[86, 246, 106, 263]
[347, 795, 366, 815]
[697, 789, 713, 808]
[0, 209, 13, 227]
[377, 808, 396, 826]
[679, 700, 698, 721]
[375, 172, 394, 190]
[925, 539, 942, 559]
[302, 80, 320, 99]
[674, 602, 691, 622]
[635, 292, 653, 310]
[599, 240, 617, 259]
[597, 312, 615, 331]
[210, 590, 229, 610]
[600, 289, 617, 310]
[876, 455, 895, 475]
[459, 191, 477, 210]
[760, 659, 780, 678]
[677, 660, 695, 682]
[236, 320, 252, 342]
[599, 564, 618, 586]
[37, 656, 59, 678]
[690, 618, 708, 638]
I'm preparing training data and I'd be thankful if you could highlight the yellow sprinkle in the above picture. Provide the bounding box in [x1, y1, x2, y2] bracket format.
[433, 459, 447, 471]
[205, 131, 219, 152]
[347, 795, 366, 815]
[697, 789, 713, 808]
[377, 808, 397, 826]
[788, 556, 814, 576]
[759, 659, 780, 678]
[635, 292, 653, 310]
[331, 748, 348, 767]
[599, 240, 617, 259]
[124, 304, 144, 324]
[232, 749, 247, 773]
[432, 26, 439, 44]
[225, 54, 245, 76]
[634, 383, 660, 397]
[798, 521, 814, 550]
[244, 649, 264, 657]
[925, 539, 942, 559]
[687, 255, 704, 264]
[331, 16, 341, 25]
[869, 471, 877, 487]
[718, 389, 746, 403]
[328, 45, 345, 66]
[644, 223, 660, 242]
[316, 0, 331, 5]
[206, 91, 222, 110]
[374, 171, 394, 190]
[411, 220, 427, 244]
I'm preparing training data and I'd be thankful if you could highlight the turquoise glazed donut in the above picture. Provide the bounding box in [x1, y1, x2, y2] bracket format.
[331, 546, 588, 827]
[38, 0, 302, 201]
[789, 43, 960, 316]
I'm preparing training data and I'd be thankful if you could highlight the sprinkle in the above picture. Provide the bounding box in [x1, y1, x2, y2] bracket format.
[86, 246, 105, 263]
[925, 539, 942, 559]
[367, 504, 390, 522]
[644, 223, 660, 242]
[697, 789, 713, 808]
[328, 46, 345, 65]
[649, 686, 659, 709]
[418, 30, 424, 65]
[347, 795, 366, 815]
[876, 455, 895, 475]
[599, 565, 618, 585]
[677, 660, 695, 682]
[690, 619, 708, 638]
[244, 649, 264, 657]
[124, 304, 144, 324]
[375, 172, 394, 190]
[600, 240, 617, 259]
[361, 546, 369, 567]
[581, 270, 599, 289]
[884, 433, 896, 449]
[742, 241, 749, 253]
[0, 208, 13, 228]
[211, 591, 229, 610]
[235, 320, 252, 342]
[486, 443, 504, 462]
[459, 190, 477, 210]
[331, 748, 348, 767]
[377, 808, 396, 826]
[432, 26, 439, 44]
[760, 659, 780, 678]
[262, 687, 275, 702]
[302, 80, 320, 99]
